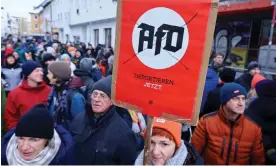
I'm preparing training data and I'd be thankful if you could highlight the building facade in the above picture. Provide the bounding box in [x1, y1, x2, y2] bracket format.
[35, 0, 117, 46]
[30, 13, 41, 34]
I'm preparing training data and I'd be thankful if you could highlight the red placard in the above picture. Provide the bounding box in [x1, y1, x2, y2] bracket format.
[112, 0, 218, 125]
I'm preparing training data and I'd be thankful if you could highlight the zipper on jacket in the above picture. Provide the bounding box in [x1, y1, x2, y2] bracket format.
[220, 137, 226, 158]
[234, 141, 238, 163]
[226, 122, 234, 165]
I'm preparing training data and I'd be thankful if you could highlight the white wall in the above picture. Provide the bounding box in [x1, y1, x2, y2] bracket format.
[40, 5, 51, 33]
[1, 8, 6, 37]
[70, 0, 117, 25]
[88, 19, 116, 47]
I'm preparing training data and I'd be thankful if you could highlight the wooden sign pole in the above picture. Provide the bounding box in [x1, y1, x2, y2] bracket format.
[143, 116, 153, 165]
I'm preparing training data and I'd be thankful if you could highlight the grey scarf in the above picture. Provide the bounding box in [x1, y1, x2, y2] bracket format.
[6, 129, 61, 165]
[135, 140, 188, 165]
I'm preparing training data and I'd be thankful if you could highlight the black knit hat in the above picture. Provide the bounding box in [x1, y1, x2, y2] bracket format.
[92, 75, 112, 99]
[256, 80, 276, 98]
[42, 53, 56, 64]
[219, 68, 236, 83]
[22, 60, 42, 78]
[15, 104, 54, 139]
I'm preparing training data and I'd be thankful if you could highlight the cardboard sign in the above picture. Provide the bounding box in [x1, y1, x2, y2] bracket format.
[112, 0, 218, 125]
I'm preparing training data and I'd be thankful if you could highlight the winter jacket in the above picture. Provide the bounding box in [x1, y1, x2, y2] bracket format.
[135, 140, 203, 165]
[116, 107, 146, 151]
[235, 73, 253, 92]
[200, 83, 224, 118]
[15, 48, 26, 63]
[1, 64, 22, 92]
[246, 96, 276, 164]
[48, 86, 85, 131]
[201, 67, 219, 112]
[91, 68, 102, 82]
[191, 108, 265, 165]
[1, 125, 75, 165]
[4, 79, 51, 131]
[71, 106, 139, 165]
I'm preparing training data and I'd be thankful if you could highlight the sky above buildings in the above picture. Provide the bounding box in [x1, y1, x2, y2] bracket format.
[2, 0, 42, 20]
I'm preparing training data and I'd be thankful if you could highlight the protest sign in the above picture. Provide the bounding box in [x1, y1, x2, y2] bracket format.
[112, 0, 219, 126]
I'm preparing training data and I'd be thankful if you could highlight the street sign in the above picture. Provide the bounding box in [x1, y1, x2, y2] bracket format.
[112, 0, 219, 125]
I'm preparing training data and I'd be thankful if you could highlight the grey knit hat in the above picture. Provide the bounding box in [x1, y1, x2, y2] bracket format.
[48, 61, 71, 81]
[80, 58, 93, 71]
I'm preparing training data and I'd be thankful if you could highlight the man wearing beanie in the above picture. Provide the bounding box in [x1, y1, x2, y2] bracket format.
[4, 61, 51, 131]
[235, 61, 261, 92]
[1, 104, 74, 165]
[47, 61, 85, 130]
[192, 83, 265, 165]
[135, 117, 203, 165]
[201, 68, 236, 117]
[71, 76, 138, 165]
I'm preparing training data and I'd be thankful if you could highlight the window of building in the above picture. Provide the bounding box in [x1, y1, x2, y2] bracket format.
[94, 29, 99, 46]
[34, 15, 38, 20]
[35, 24, 38, 29]
[74, 36, 80, 43]
[105, 28, 112, 47]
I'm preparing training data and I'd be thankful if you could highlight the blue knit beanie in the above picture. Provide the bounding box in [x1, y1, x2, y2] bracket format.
[22, 60, 42, 78]
[220, 83, 247, 104]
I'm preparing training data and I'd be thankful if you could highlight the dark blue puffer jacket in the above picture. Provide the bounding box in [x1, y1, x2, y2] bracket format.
[1, 125, 75, 165]
[200, 67, 219, 112]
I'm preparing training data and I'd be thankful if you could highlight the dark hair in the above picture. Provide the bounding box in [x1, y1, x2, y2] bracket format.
[214, 53, 224, 58]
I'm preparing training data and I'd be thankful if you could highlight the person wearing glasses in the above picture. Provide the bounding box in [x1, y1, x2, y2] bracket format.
[71, 75, 139, 165]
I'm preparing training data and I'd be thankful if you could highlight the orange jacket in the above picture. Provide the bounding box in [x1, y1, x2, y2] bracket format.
[191, 108, 265, 165]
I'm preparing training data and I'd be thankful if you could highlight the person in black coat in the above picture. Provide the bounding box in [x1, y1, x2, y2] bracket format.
[71, 76, 139, 165]
[200, 68, 236, 118]
[245, 80, 276, 165]
[235, 61, 261, 92]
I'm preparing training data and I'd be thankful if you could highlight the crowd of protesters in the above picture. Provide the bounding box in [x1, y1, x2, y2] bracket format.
[1, 37, 276, 165]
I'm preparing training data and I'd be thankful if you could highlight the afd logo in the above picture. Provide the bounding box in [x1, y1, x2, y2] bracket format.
[138, 23, 185, 56]
[132, 7, 189, 70]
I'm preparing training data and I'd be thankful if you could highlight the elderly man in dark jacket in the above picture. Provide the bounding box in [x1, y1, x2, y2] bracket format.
[71, 76, 139, 165]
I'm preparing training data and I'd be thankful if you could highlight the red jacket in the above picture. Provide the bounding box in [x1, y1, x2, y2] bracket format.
[191, 108, 265, 165]
[4, 79, 51, 131]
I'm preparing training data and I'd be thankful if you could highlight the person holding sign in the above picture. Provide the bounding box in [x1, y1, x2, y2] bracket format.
[191, 83, 265, 165]
[70, 76, 139, 165]
[135, 118, 203, 165]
